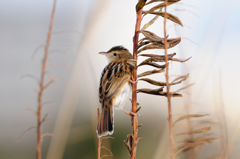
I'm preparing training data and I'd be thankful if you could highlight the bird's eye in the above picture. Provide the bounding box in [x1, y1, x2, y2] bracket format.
[113, 53, 117, 56]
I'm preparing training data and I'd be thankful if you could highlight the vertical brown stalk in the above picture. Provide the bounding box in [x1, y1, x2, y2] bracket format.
[36, 0, 57, 159]
[164, 0, 175, 159]
[97, 108, 101, 159]
[131, 5, 142, 159]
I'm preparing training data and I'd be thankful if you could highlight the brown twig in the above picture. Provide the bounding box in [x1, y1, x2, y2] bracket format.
[36, 0, 57, 159]
[131, 2, 143, 159]
[97, 108, 101, 159]
[164, 0, 175, 159]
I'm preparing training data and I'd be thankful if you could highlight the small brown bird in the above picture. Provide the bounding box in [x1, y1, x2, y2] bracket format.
[97, 46, 136, 137]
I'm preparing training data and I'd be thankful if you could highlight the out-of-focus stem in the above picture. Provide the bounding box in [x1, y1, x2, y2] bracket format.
[36, 0, 57, 159]
[131, 5, 142, 159]
[163, 0, 175, 159]
[97, 108, 101, 159]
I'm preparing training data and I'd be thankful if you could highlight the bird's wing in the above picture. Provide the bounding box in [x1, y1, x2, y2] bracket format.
[99, 61, 133, 104]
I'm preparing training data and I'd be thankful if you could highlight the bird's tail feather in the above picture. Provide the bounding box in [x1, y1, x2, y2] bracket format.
[97, 101, 114, 138]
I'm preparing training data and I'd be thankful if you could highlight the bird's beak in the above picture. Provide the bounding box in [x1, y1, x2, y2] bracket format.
[99, 52, 107, 55]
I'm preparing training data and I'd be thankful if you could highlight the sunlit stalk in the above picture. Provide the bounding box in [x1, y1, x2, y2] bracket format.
[131, 4, 143, 159]
[97, 108, 101, 159]
[36, 0, 57, 159]
[163, 0, 175, 159]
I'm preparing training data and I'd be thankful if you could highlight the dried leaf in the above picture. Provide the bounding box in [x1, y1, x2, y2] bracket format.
[141, 15, 159, 30]
[143, 2, 177, 15]
[170, 73, 189, 86]
[140, 30, 164, 42]
[138, 62, 166, 68]
[137, 44, 164, 54]
[124, 134, 133, 154]
[175, 147, 195, 157]
[138, 53, 176, 66]
[145, 0, 180, 5]
[139, 78, 166, 86]
[139, 53, 176, 58]
[175, 127, 211, 136]
[175, 135, 216, 157]
[147, 11, 183, 26]
[136, 0, 147, 13]
[137, 37, 181, 54]
[173, 113, 208, 126]
[138, 37, 149, 44]
[136, 40, 151, 51]
[167, 37, 181, 47]
[139, 75, 186, 87]
[159, 91, 182, 97]
[144, 3, 165, 13]
[137, 68, 164, 78]
[171, 74, 189, 83]
[176, 83, 194, 92]
[180, 134, 213, 143]
[171, 57, 191, 63]
[137, 87, 164, 95]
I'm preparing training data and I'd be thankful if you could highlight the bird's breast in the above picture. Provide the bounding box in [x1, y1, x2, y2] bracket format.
[112, 82, 132, 109]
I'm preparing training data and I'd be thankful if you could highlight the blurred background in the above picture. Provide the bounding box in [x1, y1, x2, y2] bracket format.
[0, 0, 240, 158]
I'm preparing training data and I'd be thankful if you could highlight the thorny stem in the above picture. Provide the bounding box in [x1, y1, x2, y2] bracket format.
[97, 108, 101, 159]
[36, 0, 57, 159]
[164, 0, 175, 159]
[131, 4, 142, 159]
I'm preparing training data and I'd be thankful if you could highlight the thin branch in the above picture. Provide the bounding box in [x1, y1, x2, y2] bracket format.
[42, 132, 54, 138]
[25, 108, 37, 115]
[164, 0, 175, 159]
[31, 44, 45, 60]
[49, 49, 75, 59]
[20, 74, 40, 84]
[46, 63, 71, 69]
[36, 0, 57, 159]
[100, 146, 113, 159]
[17, 126, 36, 141]
[97, 108, 101, 159]
[131, 1, 143, 158]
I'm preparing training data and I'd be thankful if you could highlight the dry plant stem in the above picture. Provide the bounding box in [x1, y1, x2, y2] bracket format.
[36, 0, 57, 159]
[97, 108, 101, 159]
[164, 1, 175, 159]
[131, 6, 143, 159]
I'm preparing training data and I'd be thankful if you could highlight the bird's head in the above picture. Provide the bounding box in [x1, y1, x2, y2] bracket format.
[99, 46, 132, 62]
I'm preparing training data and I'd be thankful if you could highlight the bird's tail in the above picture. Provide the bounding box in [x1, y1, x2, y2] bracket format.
[97, 101, 114, 138]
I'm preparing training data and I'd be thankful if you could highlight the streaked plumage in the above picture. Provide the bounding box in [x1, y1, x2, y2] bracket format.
[97, 46, 136, 137]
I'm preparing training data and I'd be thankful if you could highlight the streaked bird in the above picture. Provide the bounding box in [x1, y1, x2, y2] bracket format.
[97, 46, 136, 137]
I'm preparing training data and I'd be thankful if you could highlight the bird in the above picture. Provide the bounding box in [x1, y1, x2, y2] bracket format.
[97, 46, 137, 138]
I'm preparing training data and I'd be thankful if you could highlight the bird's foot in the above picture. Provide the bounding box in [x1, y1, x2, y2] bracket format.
[129, 80, 137, 85]
[116, 107, 140, 116]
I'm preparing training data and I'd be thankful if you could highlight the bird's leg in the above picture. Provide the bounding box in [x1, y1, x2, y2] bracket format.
[116, 106, 140, 116]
